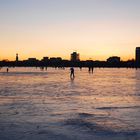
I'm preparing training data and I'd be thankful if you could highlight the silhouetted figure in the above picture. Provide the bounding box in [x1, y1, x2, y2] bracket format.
[40, 67, 44, 71]
[70, 67, 75, 79]
[7, 68, 9, 73]
[91, 67, 94, 73]
[88, 67, 91, 73]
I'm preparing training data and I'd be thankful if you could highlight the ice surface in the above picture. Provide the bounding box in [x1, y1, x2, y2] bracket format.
[0, 67, 140, 140]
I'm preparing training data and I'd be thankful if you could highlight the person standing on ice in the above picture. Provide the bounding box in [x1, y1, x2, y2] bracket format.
[6, 68, 9, 73]
[70, 67, 75, 79]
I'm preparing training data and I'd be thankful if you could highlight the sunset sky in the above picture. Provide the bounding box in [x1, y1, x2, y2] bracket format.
[0, 0, 140, 61]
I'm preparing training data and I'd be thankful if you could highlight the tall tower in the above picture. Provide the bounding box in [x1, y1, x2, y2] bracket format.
[136, 47, 140, 67]
[16, 53, 19, 62]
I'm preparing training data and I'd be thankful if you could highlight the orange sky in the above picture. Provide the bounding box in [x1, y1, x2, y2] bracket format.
[0, 0, 140, 61]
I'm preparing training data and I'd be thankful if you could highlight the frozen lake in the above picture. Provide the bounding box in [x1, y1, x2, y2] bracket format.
[0, 67, 140, 140]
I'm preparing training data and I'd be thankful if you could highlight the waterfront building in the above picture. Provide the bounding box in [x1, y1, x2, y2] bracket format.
[136, 47, 140, 67]
[71, 52, 80, 61]
[16, 53, 19, 62]
[41, 57, 49, 61]
[107, 56, 120, 63]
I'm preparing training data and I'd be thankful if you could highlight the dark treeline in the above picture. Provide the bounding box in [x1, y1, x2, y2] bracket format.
[0, 59, 139, 68]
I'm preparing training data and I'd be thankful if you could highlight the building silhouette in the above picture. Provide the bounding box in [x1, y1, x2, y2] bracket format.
[71, 52, 80, 61]
[136, 47, 140, 67]
[107, 56, 120, 63]
[50, 57, 62, 61]
[41, 57, 49, 62]
[16, 53, 19, 62]
[27, 58, 38, 63]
